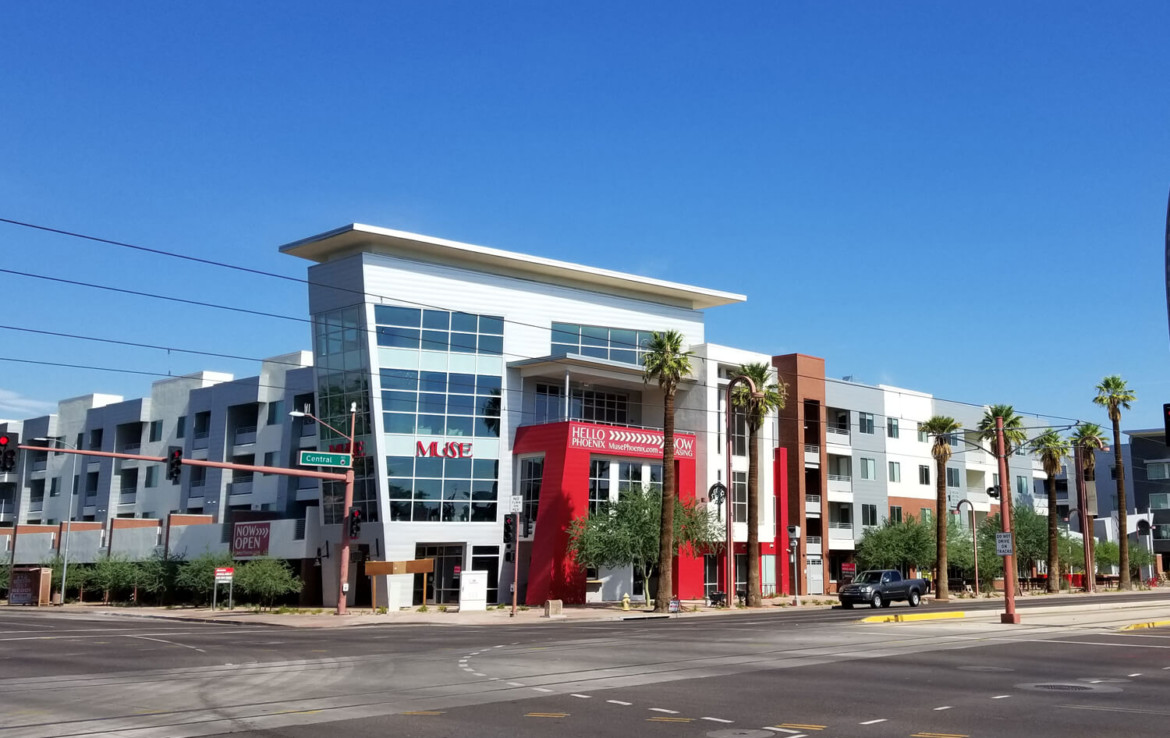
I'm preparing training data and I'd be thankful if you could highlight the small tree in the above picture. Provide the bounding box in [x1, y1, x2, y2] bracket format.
[134, 553, 184, 605]
[855, 516, 934, 575]
[90, 554, 137, 603]
[176, 551, 236, 606]
[566, 486, 722, 606]
[235, 558, 302, 609]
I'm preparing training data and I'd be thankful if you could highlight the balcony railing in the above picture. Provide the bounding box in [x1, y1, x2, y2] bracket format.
[31, 459, 47, 472]
[826, 426, 850, 439]
[234, 426, 257, 445]
[829, 474, 851, 482]
[806, 494, 821, 506]
[829, 521, 853, 529]
[804, 444, 820, 455]
[122, 443, 141, 454]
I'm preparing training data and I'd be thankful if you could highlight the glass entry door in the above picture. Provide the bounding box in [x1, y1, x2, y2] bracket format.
[415, 544, 464, 605]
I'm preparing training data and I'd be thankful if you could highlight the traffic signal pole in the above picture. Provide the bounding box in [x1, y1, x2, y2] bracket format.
[510, 513, 519, 618]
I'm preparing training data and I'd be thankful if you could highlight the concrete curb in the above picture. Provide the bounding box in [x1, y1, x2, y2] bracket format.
[861, 611, 967, 624]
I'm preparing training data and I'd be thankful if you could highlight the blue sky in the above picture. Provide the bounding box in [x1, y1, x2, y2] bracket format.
[2, 2, 1167, 433]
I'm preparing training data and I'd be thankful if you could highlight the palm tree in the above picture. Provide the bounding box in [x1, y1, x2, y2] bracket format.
[920, 416, 961, 601]
[1094, 375, 1137, 589]
[977, 404, 1028, 457]
[1070, 422, 1109, 482]
[642, 330, 693, 612]
[731, 362, 787, 607]
[1031, 429, 1070, 593]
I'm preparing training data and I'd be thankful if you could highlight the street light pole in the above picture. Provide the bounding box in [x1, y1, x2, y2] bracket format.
[1073, 445, 1094, 593]
[956, 499, 978, 596]
[995, 416, 1020, 624]
[35, 437, 79, 603]
[291, 403, 357, 616]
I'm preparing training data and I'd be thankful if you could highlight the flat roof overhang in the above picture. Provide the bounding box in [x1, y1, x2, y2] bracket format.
[279, 223, 745, 311]
[508, 352, 699, 389]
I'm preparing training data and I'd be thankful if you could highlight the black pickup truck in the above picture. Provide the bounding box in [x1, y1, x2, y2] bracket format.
[837, 569, 927, 609]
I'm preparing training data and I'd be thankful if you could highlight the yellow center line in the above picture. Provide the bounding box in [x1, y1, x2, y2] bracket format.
[778, 724, 826, 731]
[526, 712, 569, 718]
[401, 711, 445, 716]
[912, 733, 969, 738]
[275, 709, 323, 716]
[648, 717, 695, 722]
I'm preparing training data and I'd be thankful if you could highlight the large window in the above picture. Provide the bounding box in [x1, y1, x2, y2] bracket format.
[732, 471, 747, 523]
[1016, 475, 1029, 496]
[731, 408, 748, 457]
[386, 455, 498, 523]
[551, 323, 654, 365]
[946, 467, 961, 488]
[589, 460, 611, 514]
[519, 457, 544, 528]
[859, 457, 876, 481]
[887, 418, 899, 439]
[889, 505, 903, 523]
[888, 461, 901, 483]
[382, 370, 501, 438]
[375, 306, 504, 355]
[859, 413, 875, 434]
[919, 465, 930, 485]
[1147, 461, 1170, 480]
[862, 503, 878, 527]
[534, 383, 629, 425]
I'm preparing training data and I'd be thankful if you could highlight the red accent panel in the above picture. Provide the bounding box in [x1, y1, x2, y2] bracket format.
[515, 421, 699, 605]
[774, 447, 790, 595]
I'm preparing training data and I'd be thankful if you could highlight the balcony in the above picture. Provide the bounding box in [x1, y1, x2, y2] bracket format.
[193, 430, 210, 450]
[28, 499, 44, 513]
[300, 420, 317, 438]
[122, 442, 141, 454]
[805, 494, 821, 516]
[31, 459, 47, 472]
[118, 487, 136, 505]
[805, 535, 822, 555]
[228, 480, 253, 496]
[829, 523, 855, 549]
[827, 475, 853, 502]
[233, 426, 257, 446]
[826, 426, 850, 444]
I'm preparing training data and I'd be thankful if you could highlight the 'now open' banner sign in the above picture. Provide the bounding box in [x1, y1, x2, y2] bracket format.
[232, 521, 271, 557]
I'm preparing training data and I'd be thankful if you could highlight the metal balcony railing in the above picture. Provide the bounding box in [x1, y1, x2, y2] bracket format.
[804, 444, 820, 455]
[806, 494, 821, 505]
[829, 521, 853, 529]
[828, 474, 852, 482]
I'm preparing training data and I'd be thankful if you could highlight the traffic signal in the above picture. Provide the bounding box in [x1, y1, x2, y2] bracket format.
[347, 507, 362, 538]
[166, 447, 183, 483]
[522, 515, 533, 537]
[0, 433, 18, 473]
[1163, 403, 1170, 446]
[503, 515, 516, 544]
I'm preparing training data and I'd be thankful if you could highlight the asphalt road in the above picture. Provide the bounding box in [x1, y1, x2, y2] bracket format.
[1, 601, 1167, 738]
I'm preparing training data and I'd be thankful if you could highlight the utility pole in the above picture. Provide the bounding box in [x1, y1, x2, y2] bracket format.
[995, 416, 1020, 624]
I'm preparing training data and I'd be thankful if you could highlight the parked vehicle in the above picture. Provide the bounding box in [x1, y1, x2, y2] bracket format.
[838, 569, 927, 609]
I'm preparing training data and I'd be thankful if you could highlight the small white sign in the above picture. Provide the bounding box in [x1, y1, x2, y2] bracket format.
[510, 495, 524, 514]
[996, 532, 1014, 556]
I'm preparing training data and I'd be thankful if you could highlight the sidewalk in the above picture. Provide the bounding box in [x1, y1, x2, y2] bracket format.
[21, 587, 1170, 629]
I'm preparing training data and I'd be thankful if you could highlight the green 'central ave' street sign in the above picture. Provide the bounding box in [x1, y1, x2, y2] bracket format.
[299, 450, 352, 468]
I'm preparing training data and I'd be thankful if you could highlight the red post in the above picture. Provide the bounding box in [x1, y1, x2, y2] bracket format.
[336, 467, 355, 616]
[996, 416, 1020, 624]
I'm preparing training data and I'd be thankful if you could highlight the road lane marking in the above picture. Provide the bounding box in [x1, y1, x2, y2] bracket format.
[648, 716, 693, 722]
[992, 695, 1011, 699]
[401, 711, 445, 716]
[933, 705, 953, 711]
[650, 707, 679, 713]
[860, 718, 887, 724]
[779, 724, 826, 731]
[607, 700, 632, 706]
[473, 672, 486, 677]
[703, 717, 733, 723]
[533, 687, 554, 693]
[526, 712, 568, 718]
[912, 733, 968, 738]
[131, 635, 206, 653]
[768, 728, 805, 734]
[571, 694, 591, 699]
[1128, 673, 1142, 677]
[507, 682, 526, 687]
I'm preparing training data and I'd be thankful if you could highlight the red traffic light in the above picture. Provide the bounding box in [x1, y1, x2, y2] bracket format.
[0, 436, 9, 447]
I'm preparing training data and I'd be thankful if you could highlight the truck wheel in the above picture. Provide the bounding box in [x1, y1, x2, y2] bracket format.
[870, 593, 883, 609]
[909, 590, 921, 607]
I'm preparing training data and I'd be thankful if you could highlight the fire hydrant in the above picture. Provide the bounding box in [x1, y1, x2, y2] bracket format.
[621, 593, 630, 611]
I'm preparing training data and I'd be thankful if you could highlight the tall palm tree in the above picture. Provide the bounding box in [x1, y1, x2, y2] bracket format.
[920, 416, 961, 601]
[977, 404, 1028, 457]
[642, 330, 693, 612]
[731, 362, 786, 607]
[1031, 429, 1070, 593]
[1070, 422, 1109, 482]
[1094, 375, 1137, 589]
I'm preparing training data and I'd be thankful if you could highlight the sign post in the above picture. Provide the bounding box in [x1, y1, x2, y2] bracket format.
[995, 532, 1014, 557]
[213, 567, 234, 610]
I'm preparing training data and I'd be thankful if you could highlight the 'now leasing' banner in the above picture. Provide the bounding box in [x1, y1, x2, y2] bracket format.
[568, 422, 696, 459]
[232, 521, 271, 557]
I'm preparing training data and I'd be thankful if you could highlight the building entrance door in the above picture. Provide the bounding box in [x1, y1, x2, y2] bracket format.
[807, 556, 824, 595]
[414, 544, 464, 605]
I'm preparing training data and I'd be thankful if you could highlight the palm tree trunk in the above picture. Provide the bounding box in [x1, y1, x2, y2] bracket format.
[1113, 417, 1130, 589]
[934, 457, 948, 600]
[654, 390, 677, 612]
[746, 424, 761, 607]
[1046, 476, 1060, 593]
